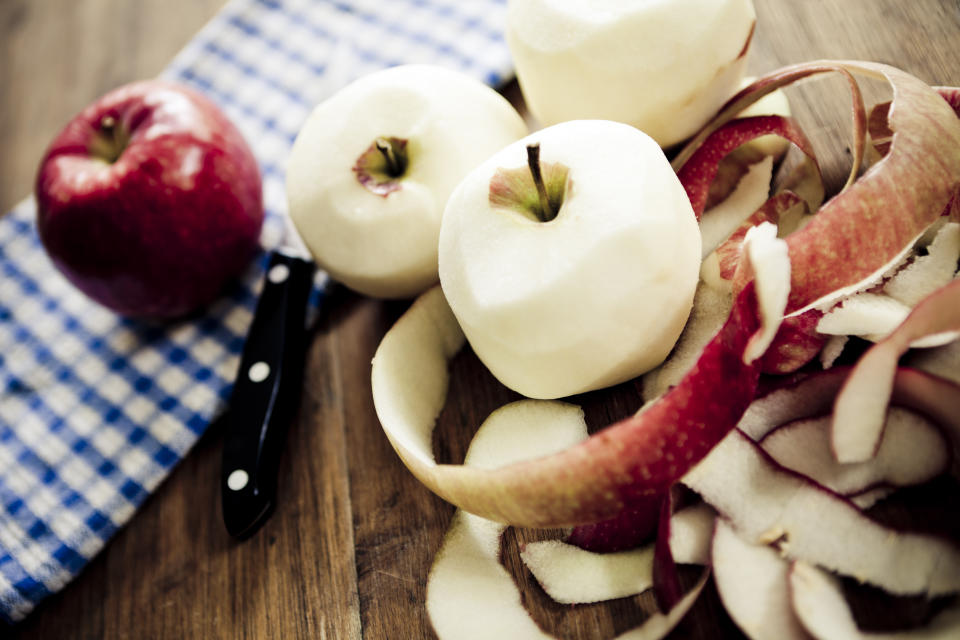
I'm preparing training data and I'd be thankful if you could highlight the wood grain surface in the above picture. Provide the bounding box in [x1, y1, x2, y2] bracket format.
[4, 0, 960, 638]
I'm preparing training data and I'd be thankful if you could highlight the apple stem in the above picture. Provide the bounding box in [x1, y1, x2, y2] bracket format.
[375, 137, 406, 177]
[526, 143, 555, 222]
[91, 115, 127, 164]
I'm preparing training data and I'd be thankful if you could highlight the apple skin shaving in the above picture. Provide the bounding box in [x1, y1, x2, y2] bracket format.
[832, 280, 960, 463]
[375, 60, 960, 529]
[677, 115, 816, 220]
[678, 62, 960, 316]
[566, 494, 663, 553]
[373, 279, 765, 527]
[683, 427, 960, 597]
[373, 61, 960, 639]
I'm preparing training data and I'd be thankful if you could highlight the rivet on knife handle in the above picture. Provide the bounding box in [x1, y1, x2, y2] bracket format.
[221, 251, 315, 539]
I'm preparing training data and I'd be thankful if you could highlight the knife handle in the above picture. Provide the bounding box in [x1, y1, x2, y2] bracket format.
[221, 250, 315, 539]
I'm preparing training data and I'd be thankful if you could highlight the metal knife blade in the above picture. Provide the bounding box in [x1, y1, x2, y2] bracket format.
[220, 219, 317, 540]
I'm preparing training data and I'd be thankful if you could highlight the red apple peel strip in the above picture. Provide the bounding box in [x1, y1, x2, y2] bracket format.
[700, 155, 776, 258]
[758, 309, 825, 374]
[373, 281, 758, 526]
[566, 494, 663, 553]
[678, 62, 960, 315]
[883, 221, 960, 308]
[677, 114, 819, 220]
[652, 492, 681, 612]
[708, 188, 826, 375]
[742, 223, 791, 363]
[832, 279, 960, 463]
[373, 227, 788, 527]
[870, 86, 960, 161]
[672, 62, 867, 191]
[714, 190, 798, 281]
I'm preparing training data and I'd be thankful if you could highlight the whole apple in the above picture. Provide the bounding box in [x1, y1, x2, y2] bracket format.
[35, 80, 264, 318]
[285, 64, 528, 299]
[506, 0, 756, 148]
[439, 120, 701, 400]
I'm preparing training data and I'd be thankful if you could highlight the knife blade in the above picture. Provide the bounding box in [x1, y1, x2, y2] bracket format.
[221, 223, 317, 540]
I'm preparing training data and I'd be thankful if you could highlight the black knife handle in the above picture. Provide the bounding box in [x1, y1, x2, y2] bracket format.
[221, 250, 315, 539]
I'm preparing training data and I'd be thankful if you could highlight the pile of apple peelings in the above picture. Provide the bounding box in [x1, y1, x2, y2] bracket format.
[372, 60, 960, 639]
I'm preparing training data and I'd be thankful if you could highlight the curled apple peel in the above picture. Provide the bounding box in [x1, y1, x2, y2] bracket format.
[712, 519, 809, 640]
[373, 226, 788, 527]
[370, 59, 960, 638]
[519, 504, 714, 604]
[790, 561, 960, 640]
[832, 280, 960, 463]
[426, 399, 710, 640]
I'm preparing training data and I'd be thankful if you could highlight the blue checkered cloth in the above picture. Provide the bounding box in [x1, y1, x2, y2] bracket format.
[0, 0, 512, 623]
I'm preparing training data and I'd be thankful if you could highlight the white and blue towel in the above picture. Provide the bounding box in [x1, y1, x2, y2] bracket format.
[0, 0, 512, 623]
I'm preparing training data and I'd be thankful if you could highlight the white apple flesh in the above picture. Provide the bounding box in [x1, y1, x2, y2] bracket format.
[438, 120, 701, 399]
[286, 64, 528, 299]
[506, 0, 756, 147]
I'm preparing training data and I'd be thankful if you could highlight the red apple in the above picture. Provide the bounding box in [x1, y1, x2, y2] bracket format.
[35, 80, 264, 318]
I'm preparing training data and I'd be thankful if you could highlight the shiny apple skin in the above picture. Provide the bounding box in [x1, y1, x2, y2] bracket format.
[35, 80, 264, 318]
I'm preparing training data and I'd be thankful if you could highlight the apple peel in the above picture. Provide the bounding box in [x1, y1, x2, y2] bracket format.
[712, 518, 810, 640]
[644, 222, 789, 403]
[714, 190, 800, 282]
[566, 493, 664, 554]
[373, 244, 785, 526]
[906, 339, 960, 386]
[817, 222, 960, 342]
[520, 504, 714, 605]
[699, 155, 775, 257]
[832, 279, 960, 463]
[427, 399, 709, 640]
[817, 293, 912, 341]
[611, 571, 709, 640]
[677, 61, 960, 316]
[741, 366, 960, 476]
[883, 222, 960, 308]
[641, 282, 732, 403]
[426, 399, 588, 640]
[677, 114, 819, 220]
[760, 408, 950, 499]
[742, 223, 791, 364]
[789, 562, 960, 640]
[683, 428, 960, 596]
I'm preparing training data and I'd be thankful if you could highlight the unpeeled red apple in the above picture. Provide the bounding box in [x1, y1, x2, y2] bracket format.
[35, 80, 264, 318]
[506, 0, 756, 147]
[286, 64, 528, 299]
[439, 119, 701, 400]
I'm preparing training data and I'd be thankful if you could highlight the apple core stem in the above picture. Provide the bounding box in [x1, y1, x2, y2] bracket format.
[375, 137, 405, 177]
[92, 115, 127, 164]
[526, 143, 554, 222]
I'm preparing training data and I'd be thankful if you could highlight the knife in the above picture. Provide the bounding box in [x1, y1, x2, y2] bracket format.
[221, 228, 317, 540]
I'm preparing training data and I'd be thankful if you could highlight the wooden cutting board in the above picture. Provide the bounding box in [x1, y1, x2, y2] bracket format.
[9, 0, 960, 638]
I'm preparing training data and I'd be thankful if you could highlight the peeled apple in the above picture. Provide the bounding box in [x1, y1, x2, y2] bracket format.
[506, 0, 756, 147]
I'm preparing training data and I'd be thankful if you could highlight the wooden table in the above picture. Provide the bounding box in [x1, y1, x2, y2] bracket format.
[5, 1, 960, 638]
